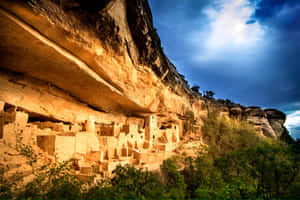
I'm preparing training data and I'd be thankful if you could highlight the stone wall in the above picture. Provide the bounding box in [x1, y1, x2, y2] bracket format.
[0, 0, 288, 182]
[0, 96, 182, 179]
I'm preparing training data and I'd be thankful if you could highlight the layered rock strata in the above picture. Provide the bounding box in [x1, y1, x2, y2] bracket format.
[0, 0, 287, 179]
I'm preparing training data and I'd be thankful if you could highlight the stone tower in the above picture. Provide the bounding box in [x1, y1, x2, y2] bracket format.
[145, 115, 157, 147]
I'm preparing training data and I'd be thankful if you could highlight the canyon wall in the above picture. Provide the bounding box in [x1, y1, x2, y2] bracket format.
[0, 0, 287, 180]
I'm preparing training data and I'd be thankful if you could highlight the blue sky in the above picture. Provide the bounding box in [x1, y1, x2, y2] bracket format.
[148, 0, 300, 139]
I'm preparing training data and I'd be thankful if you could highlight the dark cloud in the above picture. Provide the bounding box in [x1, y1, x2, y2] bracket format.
[248, 0, 300, 31]
[149, 0, 300, 138]
[149, 0, 212, 19]
[247, 1, 300, 112]
[249, 0, 289, 19]
[148, 0, 212, 69]
[149, 0, 300, 105]
[280, 102, 300, 114]
[246, 19, 256, 24]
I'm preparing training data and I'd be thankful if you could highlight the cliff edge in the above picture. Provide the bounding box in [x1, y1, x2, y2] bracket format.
[0, 0, 288, 178]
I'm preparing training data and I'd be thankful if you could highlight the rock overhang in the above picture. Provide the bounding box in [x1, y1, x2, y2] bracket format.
[0, 6, 150, 114]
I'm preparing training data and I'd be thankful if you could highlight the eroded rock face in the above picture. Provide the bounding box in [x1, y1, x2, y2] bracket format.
[0, 0, 288, 180]
[242, 107, 286, 138]
[126, 0, 182, 82]
[265, 109, 287, 137]
[217, 102, 286, 138]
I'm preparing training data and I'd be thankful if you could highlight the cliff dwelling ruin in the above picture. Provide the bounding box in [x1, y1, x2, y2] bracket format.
[0, 0, 287, 182]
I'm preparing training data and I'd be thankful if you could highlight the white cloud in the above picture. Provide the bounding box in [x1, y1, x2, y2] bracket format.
[189, 0, 265, 62]
[285, 110, 300, 129]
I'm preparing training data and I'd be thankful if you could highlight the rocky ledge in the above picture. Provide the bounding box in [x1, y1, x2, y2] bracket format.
[0, 0, 288, 179]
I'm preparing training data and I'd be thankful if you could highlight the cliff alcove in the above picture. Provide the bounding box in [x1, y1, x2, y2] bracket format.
[0, 0, 289, 183]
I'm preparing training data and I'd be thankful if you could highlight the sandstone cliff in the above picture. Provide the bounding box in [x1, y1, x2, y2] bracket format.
[0, 0, 287, 179]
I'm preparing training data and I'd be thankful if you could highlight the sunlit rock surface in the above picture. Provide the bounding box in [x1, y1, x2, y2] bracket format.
[0, 0, 287, 180]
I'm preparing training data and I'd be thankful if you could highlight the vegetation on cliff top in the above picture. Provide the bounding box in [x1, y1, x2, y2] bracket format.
[1, 113, 299, 200]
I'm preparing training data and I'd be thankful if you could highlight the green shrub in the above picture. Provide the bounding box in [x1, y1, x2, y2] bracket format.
[110, 165, 165, 200]
[0, 167, 20, 199]
[183, 110, 196, 135]
[160, 159, 187, 199]
[202, 111, 263, 157]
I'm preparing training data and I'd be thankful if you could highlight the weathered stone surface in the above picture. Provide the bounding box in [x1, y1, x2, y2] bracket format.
[6, 164, 32, 179]
[0, 0, 289, 180]
[37, 135, 56, 156]
[0, 101, 4, 113]
[0, 0, 198, 116]
[265, 109, 286, 120]
[212, 101, 286, 138]
[265, 109, 286, 137]
[0, 71, 126, 124]
[0, 5, 150, 114]
[230, 107, 243, 120]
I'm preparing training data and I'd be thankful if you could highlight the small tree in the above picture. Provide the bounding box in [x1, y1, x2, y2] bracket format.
[161, 159, 187, 199]
[109, 165, 165, 199]
[191, 85, 200, 93]
[203, 90, 215, 99]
